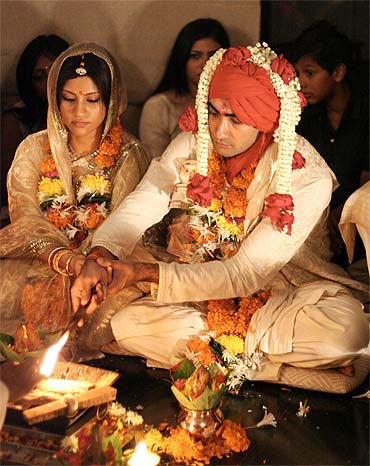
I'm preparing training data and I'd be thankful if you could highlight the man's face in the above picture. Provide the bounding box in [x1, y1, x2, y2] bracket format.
[208, 98, 259, 158]
[294, 55, 337, 105]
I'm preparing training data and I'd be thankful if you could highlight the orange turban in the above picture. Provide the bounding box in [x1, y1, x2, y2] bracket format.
[209, 50, 280, 133]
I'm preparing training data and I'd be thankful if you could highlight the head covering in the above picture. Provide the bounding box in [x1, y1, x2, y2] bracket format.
[209, 55, 280, 133]
[46, 42, 127, 204]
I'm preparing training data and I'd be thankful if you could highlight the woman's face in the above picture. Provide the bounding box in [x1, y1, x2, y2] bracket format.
[186, 37, 222, 90]
[32, 53, 55, 101]
[59, 76, 107, 140]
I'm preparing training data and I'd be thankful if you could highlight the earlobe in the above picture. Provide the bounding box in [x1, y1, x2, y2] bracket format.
[333, 63, 346, 82]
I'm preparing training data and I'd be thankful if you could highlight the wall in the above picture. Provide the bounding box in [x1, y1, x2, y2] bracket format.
[1, 0, 261, 135]
[261, 0, 369, 60]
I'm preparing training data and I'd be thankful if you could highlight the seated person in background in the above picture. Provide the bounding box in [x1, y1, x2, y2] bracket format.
[139, 17, 230, 160]
[0, 43, 149, 343]
[289, 21, 369, 266]
[71, 44, 368, 391]
[1, 35, 69, 226]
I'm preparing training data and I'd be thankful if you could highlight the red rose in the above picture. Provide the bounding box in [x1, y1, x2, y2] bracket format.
[260, 193, 294, 235]
[222, 46, 251, 66]
[186, 173, 213, 207]
[271, 55, 296, 84]
[179, 106, 198, 133]
[292, 151, 306, 170]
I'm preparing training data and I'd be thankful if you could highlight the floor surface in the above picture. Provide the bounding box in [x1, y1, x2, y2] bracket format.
[87, 354, 370, 466]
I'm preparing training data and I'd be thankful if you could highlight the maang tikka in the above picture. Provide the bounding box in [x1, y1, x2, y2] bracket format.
[75, 55, 87, 76]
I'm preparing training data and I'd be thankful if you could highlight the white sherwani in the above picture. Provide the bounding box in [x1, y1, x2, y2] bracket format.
[91, 132, 369, 376]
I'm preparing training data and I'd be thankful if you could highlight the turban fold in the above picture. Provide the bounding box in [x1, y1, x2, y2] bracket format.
[209, 61, 280, 133]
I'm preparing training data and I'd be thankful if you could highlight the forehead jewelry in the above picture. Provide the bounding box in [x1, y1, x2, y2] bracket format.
[75, 55, 87, 76]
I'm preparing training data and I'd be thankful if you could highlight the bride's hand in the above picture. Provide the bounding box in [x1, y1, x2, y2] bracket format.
[70, 259, 109, 313]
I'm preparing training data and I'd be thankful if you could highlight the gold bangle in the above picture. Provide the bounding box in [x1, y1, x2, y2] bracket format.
[47, 247, 66, 269]
[65, 254, 76, 277]
[52, 249, 72, 276]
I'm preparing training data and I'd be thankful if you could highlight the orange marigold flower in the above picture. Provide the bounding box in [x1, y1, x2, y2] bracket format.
[218, 419, 250, 452]
[187, 338, 215, 366]
[79, 208, 104, 230]
[94, 152, 116, 169]
[189, 227, 216, 244]
[224, 187, 247, 219]
[47, 208, 74, 229]
[207, 292, 270, 338]
[95, 122, 122, 168]
[40, 156, 57, 174]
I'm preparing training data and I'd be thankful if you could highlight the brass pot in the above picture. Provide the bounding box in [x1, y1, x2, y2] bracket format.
[178, 405, 224, 438]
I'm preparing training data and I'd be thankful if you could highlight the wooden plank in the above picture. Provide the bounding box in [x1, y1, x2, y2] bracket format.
[23, 386, 117, 425]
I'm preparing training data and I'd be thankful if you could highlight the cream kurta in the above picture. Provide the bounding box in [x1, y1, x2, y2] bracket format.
[91, 132, 369, 375]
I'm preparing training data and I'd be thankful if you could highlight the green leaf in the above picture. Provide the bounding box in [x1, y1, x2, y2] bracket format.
[0, 334, 21, 362]
[171, 384, 224, 411]
[209, 338, 224, 359]
[78, 194, 111, 206]
[172, 359, 196, 381]
[101, 431, 122, 464]
[0, 332, 60, 362]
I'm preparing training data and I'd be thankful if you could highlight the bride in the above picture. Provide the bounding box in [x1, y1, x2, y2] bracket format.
[0, 43, 150, 343]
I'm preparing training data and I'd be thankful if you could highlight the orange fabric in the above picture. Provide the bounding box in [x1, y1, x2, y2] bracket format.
[225, 132, 273, 183]
[209, 61, 280, 133]
[209, 59, 280, 181]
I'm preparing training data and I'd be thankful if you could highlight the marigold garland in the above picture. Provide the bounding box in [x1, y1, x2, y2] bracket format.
[184, 150, 256, 262]
[38, 122, 122, 248]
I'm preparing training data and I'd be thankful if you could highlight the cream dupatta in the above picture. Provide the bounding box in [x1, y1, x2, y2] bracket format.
[0, 43, 149, 336]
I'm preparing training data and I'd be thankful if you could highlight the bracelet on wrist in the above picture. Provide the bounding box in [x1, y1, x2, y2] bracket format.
[51, 249, 72, 276]
[47, 247, 67, 269]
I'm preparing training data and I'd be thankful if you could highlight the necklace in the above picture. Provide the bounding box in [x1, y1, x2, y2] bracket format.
[68, 142, 100, 162]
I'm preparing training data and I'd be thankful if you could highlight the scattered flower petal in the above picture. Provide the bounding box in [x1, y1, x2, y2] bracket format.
[296, 400, 310, 417]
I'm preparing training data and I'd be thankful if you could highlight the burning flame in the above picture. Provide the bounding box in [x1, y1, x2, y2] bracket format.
[128, 441, 160, 466]
[40, 331, 69, 377]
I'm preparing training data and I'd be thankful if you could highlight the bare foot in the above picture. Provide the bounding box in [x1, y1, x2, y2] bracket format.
[337, 365, 355, 377]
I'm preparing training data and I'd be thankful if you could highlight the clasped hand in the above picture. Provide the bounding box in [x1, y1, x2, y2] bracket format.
[70, 258, 135, 314]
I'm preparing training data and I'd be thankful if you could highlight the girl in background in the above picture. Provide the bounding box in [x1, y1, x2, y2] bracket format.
[139, 18, 230, 159]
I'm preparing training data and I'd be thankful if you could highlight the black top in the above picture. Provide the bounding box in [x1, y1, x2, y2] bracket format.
[296, 87, 369, 208]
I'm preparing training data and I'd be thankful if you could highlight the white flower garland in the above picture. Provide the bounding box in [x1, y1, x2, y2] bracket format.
[194, 42, 303, 195]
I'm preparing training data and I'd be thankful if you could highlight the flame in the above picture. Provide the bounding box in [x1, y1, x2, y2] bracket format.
[40, 331, 69, 377]
[128, 441, 160, 466]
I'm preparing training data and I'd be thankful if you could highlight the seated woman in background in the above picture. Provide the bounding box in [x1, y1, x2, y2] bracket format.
[289, 21, 369, 268]
[0, 43, 150, 348]
[1, 35, 69, 225]
[139, 17, 230, 159]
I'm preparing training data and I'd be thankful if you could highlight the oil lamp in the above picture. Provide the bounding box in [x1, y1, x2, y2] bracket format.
[128, 441, 160, 466]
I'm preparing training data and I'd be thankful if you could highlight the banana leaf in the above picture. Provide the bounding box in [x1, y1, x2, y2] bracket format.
[171, 384, 225, 411]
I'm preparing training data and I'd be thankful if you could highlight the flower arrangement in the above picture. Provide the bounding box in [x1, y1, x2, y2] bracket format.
[173, 290, 271, 393]
[38, 122, 122, 248]
[170, 358, 227, 411]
